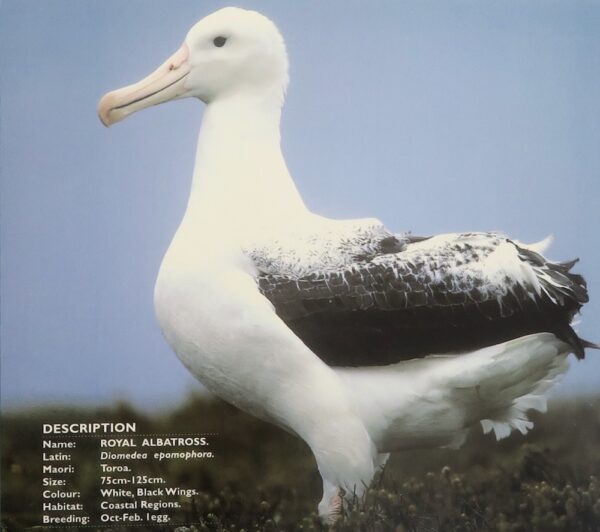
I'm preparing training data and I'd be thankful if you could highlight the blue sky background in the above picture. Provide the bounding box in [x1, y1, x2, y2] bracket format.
[1, 0, 599, 411]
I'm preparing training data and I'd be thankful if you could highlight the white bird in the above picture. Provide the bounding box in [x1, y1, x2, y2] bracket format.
[98, 7, 595, 522]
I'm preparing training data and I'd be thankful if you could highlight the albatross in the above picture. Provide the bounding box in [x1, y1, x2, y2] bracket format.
[98, 7, 595, 522]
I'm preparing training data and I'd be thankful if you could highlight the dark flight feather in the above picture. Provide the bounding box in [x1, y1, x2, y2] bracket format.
[251, 232, 592, 366]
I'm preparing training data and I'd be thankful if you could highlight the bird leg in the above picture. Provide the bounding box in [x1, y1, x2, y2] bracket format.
[318, 480, 344, 524]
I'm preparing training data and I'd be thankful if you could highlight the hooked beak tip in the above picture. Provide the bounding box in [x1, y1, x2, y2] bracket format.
[98, 92, 118, 127]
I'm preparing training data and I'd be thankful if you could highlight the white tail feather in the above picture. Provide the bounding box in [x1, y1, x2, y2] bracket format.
[336, 333, 571, 452]
[479, 348, 569, 439]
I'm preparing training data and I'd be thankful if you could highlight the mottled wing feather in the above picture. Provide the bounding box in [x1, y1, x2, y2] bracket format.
[258, 233, 522, 319]
[249, 230, 589, 366]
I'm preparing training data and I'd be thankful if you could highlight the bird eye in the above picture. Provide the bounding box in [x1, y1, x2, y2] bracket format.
[213, 36, 227, 48]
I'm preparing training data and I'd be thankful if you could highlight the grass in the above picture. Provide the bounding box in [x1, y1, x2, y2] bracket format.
[2, 395, 600, 531]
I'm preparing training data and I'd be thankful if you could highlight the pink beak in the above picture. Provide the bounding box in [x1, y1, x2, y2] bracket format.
[98, 43, 190, 127]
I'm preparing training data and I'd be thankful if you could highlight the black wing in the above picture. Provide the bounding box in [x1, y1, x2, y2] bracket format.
[252, 232, 590, 366]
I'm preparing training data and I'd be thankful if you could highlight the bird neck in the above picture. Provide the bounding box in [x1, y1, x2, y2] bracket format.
[183, 93, 306, 234]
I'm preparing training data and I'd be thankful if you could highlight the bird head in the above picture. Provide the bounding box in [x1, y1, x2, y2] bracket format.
[98, 7, 289, 127]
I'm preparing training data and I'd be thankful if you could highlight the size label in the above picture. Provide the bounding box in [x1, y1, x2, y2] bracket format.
[40, 425, 216, 527]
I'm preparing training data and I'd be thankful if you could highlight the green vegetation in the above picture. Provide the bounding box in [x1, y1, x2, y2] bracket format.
[2, 395, 599, 531]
